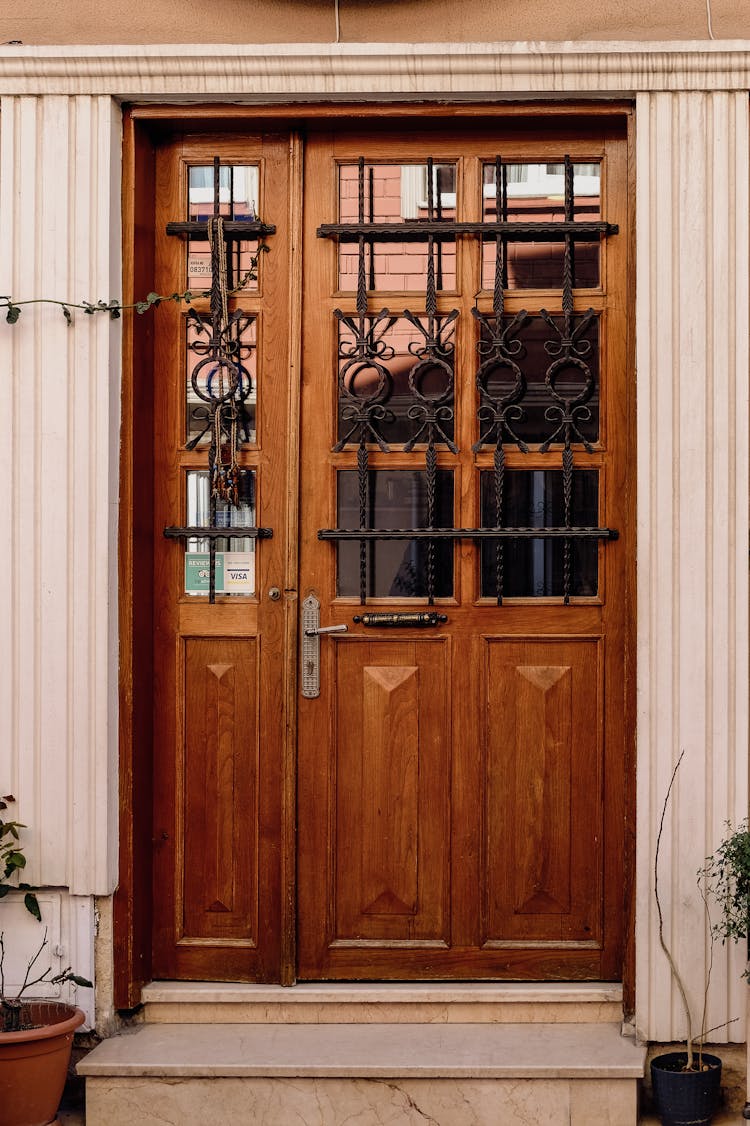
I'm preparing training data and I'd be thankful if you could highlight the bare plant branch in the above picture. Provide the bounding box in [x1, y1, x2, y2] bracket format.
[654, 749, 695, 1066]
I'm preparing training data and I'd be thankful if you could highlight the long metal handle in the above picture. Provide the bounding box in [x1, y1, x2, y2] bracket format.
[301, 595, 347, 699]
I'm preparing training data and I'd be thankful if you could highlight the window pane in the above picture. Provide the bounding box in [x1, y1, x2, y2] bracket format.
[185, 312, 257, 447]
[480, 470, 598, 598]
[337, 470, 453, 598]
[475, 313, 599, 447]
[338, 162, 456, 292]
[482, 162, 600, 289]
[187, 164, 260, 291]
[338, 314, 456, 448]
[184, 469, 256, 596]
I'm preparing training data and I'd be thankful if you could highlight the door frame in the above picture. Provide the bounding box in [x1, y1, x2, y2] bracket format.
[115, 102, 636, 1011]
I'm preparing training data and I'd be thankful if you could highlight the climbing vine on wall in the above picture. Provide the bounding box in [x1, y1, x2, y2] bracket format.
[0, 250, 267, 326]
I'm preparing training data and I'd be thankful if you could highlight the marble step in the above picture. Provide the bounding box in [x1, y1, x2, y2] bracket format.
[79, 1020, 645, 1126]
[141, 979, 624, 1024]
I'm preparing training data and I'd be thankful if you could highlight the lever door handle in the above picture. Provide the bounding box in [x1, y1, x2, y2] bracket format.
[302, 595, 347, 698]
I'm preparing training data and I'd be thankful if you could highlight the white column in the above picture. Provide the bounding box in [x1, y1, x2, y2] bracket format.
[0, 95, 121, 895]
[635, 90, 750, 1043]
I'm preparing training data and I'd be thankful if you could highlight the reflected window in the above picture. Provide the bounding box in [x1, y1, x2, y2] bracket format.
[338, 162, 457, 292]
[337, 470, 453, 599]
[482, 162, 601, 289]
[186, 164, 260, 291]
[480, 470, 599, 598]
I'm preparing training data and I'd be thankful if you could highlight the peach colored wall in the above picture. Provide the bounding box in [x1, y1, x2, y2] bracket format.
[0, 0, 746, 47]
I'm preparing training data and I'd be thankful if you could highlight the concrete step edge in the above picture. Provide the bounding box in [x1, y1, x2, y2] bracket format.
[78, 1020, 646, 1080]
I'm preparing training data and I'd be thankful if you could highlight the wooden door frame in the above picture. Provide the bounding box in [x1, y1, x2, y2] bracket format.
[115, 101, 636, 1013]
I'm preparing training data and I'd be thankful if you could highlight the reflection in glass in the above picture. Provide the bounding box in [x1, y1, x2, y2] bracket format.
[187, 164, 260, 291]
[185, 470, 256, 595]
[480, 470, 598, 598]
[475, 314, 599, 446]
[338, 162, 457, 291]
[337, 470, 453, 598]
[185, 313, 257, 447]
[482, 162, 601, 289]
[337, 314, 455, 447]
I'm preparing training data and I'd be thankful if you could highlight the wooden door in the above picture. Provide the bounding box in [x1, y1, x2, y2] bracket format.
[296, 119, 632, 980]
[151, 134, 294, 981]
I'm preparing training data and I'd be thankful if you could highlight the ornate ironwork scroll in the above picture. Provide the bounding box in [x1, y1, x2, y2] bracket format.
[163, 156, 273, 603]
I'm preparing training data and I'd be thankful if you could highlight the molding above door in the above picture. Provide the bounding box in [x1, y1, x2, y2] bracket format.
[2, 41, 750, 97]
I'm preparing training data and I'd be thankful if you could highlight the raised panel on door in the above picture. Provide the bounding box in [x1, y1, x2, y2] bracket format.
[181, 637, 259, 944]
[333, 640, 450, 947]
[482, 637, 603, 975]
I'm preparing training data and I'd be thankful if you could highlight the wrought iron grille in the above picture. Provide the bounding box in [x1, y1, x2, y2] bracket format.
[318, 154, 619, 605]
[163, 156, 274, 603]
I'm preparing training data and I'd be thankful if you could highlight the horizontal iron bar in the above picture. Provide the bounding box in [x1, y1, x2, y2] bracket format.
[166, 220, 276, 240]
[164, 525, 273, 540]
[319, 526, 618, 541]
[317, 221, 617, 243]
[353, 612, 448, 627]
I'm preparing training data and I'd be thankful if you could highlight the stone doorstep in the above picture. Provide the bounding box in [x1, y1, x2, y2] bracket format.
[141, 980, 624, 1024]
[78, 1021, 645, 1080]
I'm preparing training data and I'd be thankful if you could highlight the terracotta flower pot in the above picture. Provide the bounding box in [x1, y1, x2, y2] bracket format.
[0, 1000, 84, 1126]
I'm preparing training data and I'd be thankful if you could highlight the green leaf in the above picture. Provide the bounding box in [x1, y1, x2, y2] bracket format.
[62, 305, 72, 326]
[146, 292, 161, 307]
[23, 892, 41, 921]
[135, 302, 149, 314]
[0, 885, 10, 899]
[6, 304, 20, 324]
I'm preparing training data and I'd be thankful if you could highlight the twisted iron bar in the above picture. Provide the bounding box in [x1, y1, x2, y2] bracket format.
[470, 156, 531, 602]
[400, 158, 460, 602]
[536, 156, 598, 602]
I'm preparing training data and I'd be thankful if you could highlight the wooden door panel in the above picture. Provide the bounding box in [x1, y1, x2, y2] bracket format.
[297, 119, 632, 982]
[151, 134, 293, 982]
[181, 638, 259, 945]
[483, 638, 601, 946]
[333, 640, 450, 946]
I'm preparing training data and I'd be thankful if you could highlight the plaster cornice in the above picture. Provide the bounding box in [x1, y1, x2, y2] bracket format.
[1, 41, 750, 98]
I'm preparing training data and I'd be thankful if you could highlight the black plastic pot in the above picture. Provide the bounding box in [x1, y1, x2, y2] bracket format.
[650, 1051, 722, 1126]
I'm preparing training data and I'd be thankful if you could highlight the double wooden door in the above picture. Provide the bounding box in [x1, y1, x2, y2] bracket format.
[151, 117, 632, 984]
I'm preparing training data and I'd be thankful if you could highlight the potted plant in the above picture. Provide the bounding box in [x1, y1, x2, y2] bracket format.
[649, 754, 730, 1126]
[699, 817, 750, 1120]
[0, 794, 91, 1126]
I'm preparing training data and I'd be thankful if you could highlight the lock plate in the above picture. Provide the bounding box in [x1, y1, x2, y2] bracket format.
[301, 594, 321, 699]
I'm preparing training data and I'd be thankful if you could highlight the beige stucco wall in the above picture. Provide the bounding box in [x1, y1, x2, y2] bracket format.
[0, 0, 747, 47]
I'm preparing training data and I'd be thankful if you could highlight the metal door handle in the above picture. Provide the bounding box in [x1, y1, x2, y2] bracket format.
[301, 595, 346, 698]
